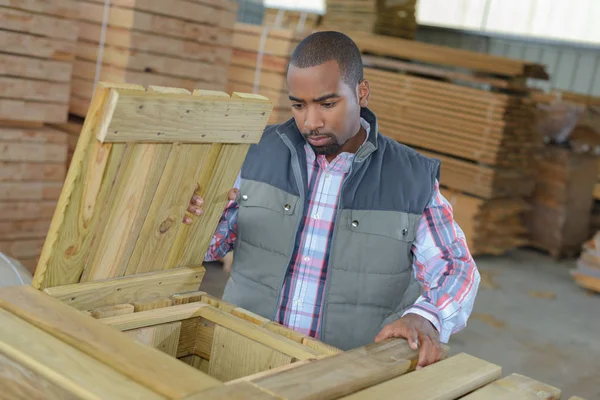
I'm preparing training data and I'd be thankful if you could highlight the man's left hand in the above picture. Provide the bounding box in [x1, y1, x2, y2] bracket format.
[374, 313, 444, 369]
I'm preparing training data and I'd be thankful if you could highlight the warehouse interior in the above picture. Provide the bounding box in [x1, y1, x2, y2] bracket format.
[1, 0, 599, 398]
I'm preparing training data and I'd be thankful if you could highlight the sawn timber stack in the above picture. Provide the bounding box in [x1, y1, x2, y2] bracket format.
[347, 31, 549, 256]
[70, 0, 238, 117]
[227, 22, 308, 124]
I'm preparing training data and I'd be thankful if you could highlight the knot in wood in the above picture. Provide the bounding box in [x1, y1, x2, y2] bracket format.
[159, 218, 173, 233]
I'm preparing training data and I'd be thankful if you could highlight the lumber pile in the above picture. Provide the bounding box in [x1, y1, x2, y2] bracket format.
[227, 23, 308, 124]
[0, 0, 78, 272]
[0, 0, 78, 123]
[70, 0, 238, 118]
[572, 231, 600, 293]
[526, 146, 597, 259]
[352, 32, 548, 255]
[263, 7, 321, 31]
[1, 285, 583, 399]
[321, 0, 418, 39]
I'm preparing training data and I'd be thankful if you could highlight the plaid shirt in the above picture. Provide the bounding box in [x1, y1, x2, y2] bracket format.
[205, 120, 480, 343]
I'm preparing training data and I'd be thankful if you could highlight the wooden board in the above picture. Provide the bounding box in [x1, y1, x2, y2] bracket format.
[32, 82, 272, 290]
[68, 0, 238, 117]
[0, 2, 77, 123]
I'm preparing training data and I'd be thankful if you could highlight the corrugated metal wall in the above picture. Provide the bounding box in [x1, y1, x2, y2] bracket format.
[235, 1, 600, 97]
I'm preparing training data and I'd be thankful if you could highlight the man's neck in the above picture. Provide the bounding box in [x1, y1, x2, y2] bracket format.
[325, 124, 367, 163]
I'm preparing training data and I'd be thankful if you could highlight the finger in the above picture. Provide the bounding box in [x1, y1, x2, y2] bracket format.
[416, 337, 432, 369]
[192, 195, 203, 206]
[407, 328, 419, 351]
[182, 215, 192, 225]
[228, 188, 240, 201]
[187, 205, 203, 216]
[374, 326, 392, 343]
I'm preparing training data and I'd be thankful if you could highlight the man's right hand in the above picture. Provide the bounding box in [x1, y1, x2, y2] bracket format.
[183, 185, 239, 225]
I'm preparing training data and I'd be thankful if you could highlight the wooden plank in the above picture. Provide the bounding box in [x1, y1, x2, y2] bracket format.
[90, 303, 135, 318]
[76, 21, 231, 64]
[0, 351, 80, 400]
[183, 381, 280, 399]
[132, 298, 173, 312]
[0, 99, 68, 123]
[0, 201, 56, 221]
[0, 30, 75, 61]
[0, 285, 222, 398]
[170, 290, 207, 305]
[0, 308, 165, 400]
[80, 141, 173, 280]
[31, 82, 143, 290]
[0, 162, 66, 182]
[77, 2, 231, 44]
[0, 0, 79, 18]
[97, 88, 272, 143]
[123, 87, 216, 274]
[246, 339, 427, 399]
[0, 53, 71, 83]
[200, 293, 237, 312]
[340, 353, 502, 400]
[0, 6, 78, 40]
[179, 354, 210, 374]
[0, 239, 45, 259]
[194, 317, 216, 359]
[0, 182, 63, 201]
[101, 302, 209, 331]
[178, 318, 200, 357]
[198, 306, 321, 360]
[231, 307, 271, 326]
[124, 321, 182, 357]
[79, 0, 234, 29]
[0, 77, 70, 103]
[0, 142, 67, 162]
[43, 266, 205, 311]
[208, 325, 294, 382]
[347, 30, 548, 79]
[301, 336, 343, 356]
[461, 373, 561, 399]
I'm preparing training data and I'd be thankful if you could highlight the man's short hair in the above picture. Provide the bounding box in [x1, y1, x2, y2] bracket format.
[288, 31, 364, 87]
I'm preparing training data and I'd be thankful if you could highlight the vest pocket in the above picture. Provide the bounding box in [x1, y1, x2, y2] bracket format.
[348, 210, 418, 243]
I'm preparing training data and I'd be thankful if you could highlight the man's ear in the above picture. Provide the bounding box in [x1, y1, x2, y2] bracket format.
[358, 79, 370, 107]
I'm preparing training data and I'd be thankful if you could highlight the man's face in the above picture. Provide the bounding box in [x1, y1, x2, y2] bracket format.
[286, 60, 369, 156]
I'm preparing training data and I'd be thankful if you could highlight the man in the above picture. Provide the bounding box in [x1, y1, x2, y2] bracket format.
[185, 31, 480, 368]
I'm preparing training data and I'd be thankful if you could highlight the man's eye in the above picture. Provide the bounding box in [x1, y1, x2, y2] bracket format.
[292, 104, 303, 109]
[322, 102, 336, 108]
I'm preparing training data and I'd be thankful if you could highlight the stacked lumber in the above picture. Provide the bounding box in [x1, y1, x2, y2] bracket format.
[227, 23, 308, 124]
[572, 231, 600, 293]
[0, 0, 78, 123]
[526, 146, 597, 259]
[321, 0, 417, 39]
[1, 284, 582, 399]
[374, 0, 418, 39]
[263, 7, 321, 30]
[69, 0, 238, 118]
[0, 126, 68, 273]
[351, 32, 548, 255]
[0, 0, 77, 271]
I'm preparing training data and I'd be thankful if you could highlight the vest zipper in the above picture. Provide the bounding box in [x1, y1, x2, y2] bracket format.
[318, 159, 356, 342]
[274, 131, 307, 320]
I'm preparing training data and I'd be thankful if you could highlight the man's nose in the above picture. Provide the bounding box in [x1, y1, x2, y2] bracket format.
[304, 107, 324, 131]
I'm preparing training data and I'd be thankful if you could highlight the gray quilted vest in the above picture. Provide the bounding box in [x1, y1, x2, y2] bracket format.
[222, 107, 441, 351]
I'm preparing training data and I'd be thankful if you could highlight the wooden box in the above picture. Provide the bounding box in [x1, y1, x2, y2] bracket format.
[1, 283, 584, 400]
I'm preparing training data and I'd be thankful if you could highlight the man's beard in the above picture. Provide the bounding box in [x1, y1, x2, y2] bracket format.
[303, 132, 341, 156]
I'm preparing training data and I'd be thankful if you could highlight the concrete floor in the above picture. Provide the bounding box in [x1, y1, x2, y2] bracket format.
[199, 249, 600, 399]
